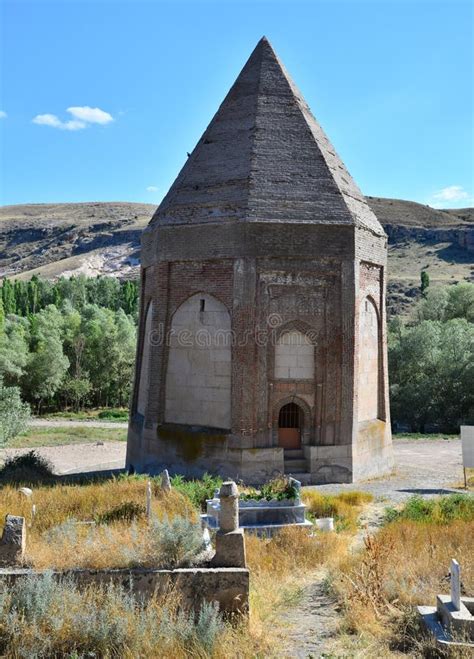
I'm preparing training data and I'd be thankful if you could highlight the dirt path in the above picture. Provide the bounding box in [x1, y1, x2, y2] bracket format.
[272, 440, 465, 658]
[274, 568, 340, 658]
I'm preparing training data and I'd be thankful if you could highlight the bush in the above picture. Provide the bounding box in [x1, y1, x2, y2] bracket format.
[97, 408, 129, 421]
[385, 494, 474, 524]
[0, 573, 227, 657]
[240, 476, 300, 502]
[0, 450, 55, 485]
[170, 472, 222, 510]
[150, 516, 205, 567]
[302, 490, 373, 531]
[0, 379, 30, 445]
[95, 501, 145, 524]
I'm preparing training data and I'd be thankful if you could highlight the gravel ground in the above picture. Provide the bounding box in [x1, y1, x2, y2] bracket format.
[0, 437, 464, 490]
[313, 437, 464, 504]
[0, 441, 126, 475]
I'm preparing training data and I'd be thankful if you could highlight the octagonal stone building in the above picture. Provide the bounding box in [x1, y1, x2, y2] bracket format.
[126, 37, 393, 484]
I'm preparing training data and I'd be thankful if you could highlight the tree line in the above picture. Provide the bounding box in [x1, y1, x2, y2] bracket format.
[0, 275, 138, 415]
[389, 281, 474, 432]
[1, 274, 139, 318]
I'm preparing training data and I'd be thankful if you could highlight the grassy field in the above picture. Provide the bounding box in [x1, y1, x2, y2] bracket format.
[330, 493, 474, 657]
[37, 408, 129, 423]
[393, 432, 459, 440]
[9, 426, 127, 448]
[0, 471, 369, 656]
[1, 463, 473, 657]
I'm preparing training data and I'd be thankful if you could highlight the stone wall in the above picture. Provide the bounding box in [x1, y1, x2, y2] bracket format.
[0, 567, 249, 617]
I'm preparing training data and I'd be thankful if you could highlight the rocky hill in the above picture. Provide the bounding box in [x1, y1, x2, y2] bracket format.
[0, 198, 472, 316]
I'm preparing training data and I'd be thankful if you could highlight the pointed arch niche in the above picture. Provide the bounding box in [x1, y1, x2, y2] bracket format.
[165, 293, 231, 429]
[358, 297, 380, 421]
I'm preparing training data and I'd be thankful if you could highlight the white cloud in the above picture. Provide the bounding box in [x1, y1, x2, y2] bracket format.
[432, 185, 469, 202]
[32, 106, 113, 131]
[146, 186, 159, 192]
[32, 113, 86, 130]
[67, 106, 113, 125]
[0, 111, 7, 119]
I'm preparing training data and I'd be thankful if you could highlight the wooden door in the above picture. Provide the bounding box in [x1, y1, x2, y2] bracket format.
[278, 403, 301, 449]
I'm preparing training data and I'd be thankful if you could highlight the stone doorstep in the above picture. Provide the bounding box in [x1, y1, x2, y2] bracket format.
[417, 607, 474, 649]
[436, 595, 474, 640]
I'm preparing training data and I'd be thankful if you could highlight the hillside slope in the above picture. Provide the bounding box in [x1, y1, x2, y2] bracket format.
[0, 198, 472, 315]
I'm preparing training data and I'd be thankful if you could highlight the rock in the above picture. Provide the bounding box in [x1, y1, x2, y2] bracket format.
[0, 515, 26, 566]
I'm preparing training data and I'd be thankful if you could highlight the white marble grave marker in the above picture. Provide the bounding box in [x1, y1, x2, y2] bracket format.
[450, 558, 461, 610]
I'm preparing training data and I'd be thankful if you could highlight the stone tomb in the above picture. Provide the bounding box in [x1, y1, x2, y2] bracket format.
[126, 36, 394, 485]
[203, 478, 313, 536]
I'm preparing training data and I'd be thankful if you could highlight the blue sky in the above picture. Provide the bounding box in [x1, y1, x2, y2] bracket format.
[0, 0, 472, 208]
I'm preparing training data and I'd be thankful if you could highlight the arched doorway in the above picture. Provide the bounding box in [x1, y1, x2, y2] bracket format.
[278, 402, 302, 449]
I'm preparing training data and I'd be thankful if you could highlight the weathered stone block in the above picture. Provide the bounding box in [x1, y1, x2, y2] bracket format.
[0, 515, 26, 566]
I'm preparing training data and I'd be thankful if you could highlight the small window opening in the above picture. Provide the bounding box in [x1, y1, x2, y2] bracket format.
[200, 299, 205, 312]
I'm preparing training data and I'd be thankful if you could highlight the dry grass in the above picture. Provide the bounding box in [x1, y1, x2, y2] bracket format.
[242, 526, 354, 656]
[0, 575, 262, 659]
[302, 489, 374, 530]
[330, 516, 474, 656]
[0, 478, 198, 569]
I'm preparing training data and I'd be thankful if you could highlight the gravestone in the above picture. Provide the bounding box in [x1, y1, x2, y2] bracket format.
[0, 515, 26, 566]
[212, 481, 246, 568]
[450, 558, 461, 611]
[160, 469, 171, 493]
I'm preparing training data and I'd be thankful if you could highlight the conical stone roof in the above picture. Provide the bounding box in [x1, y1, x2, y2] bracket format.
[151, 37, 384, 236]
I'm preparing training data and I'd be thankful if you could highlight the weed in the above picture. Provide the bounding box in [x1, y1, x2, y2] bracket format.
[0, 450, 55, 485]
[384, 493, 474, 524]
[150, 515, 205, 567]
[0, 574, 229, 657]
[302, 490, 373, 531]
[95, 501, 145, 524]
[170, 472, 222, 510]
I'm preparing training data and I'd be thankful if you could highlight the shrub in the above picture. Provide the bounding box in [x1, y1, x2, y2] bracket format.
[384, 494, 474, 524]
[240, 476, 300, 502]
[0, 450, 55, 485]
[95, 501, 145, 524]
[150, 516, 205, 567]
[170, 472, 222, 510]
[302, 490, 373, 531]
[97, 408, 129, 421]
[0, 379, 30, 445]
[0, 573, 227, 657]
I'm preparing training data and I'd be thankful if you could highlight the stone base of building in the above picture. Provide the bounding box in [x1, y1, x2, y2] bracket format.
[127, 418, 394, 486]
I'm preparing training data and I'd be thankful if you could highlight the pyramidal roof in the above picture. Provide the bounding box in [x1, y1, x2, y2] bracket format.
[151, 37, 384, 235]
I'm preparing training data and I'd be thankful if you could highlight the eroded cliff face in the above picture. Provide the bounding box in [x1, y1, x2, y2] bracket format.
[0, 198, 472, 316]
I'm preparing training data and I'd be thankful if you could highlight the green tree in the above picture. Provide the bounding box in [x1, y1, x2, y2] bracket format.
[420, 270, 430, 297]
[23, 306, 69, 412]
[0, 378, 30, 444]
[0, 317, 30, 386]
[2, 279, 16, 315]
[445, 282, 474, 322]
[417, 286, 449, 322]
